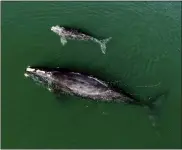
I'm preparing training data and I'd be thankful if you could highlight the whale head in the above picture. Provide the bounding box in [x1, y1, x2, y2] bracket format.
[51, 25, 64, 36]
[24, 66, 54, 91]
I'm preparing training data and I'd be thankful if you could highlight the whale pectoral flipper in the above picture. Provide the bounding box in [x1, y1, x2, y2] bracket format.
[60, 37, 67, 46]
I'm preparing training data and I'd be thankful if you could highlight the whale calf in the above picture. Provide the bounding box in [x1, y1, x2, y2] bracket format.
[51, 25, 112, 54]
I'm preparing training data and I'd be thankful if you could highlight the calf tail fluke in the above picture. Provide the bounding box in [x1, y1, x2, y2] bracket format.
[99, 37, 112, 54]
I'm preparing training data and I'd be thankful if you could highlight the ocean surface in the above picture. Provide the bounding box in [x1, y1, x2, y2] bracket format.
[1, 1, 181, 149]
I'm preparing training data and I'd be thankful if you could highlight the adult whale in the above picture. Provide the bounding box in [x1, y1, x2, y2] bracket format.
[24, 66, 165, 107]
[51, 25, 112, 54]
[24, 66, 168, 128]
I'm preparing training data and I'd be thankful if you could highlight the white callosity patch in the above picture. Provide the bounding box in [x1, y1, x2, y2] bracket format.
[47, 73, 51, 77]
[24, 73, 29, 77]
[26, 67, 35, 72]
[48, 88, 52, 92]
[36, 69, 45, 74]
[26, 67, 52, 80]
[35, 70, 53, 83]
[51, 25, 64, 35]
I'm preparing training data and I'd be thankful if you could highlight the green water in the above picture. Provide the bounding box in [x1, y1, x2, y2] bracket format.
[1, 1, 181, 149]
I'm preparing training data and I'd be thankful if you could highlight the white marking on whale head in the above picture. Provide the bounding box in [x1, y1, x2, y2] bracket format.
[51, 25, 64, 35]
[24, 73, 29, 77]
[35, 70, 53, 80]
[48, 88, 52, 92]
[26, 67, 35, 72]
[36, 69, 45, 74]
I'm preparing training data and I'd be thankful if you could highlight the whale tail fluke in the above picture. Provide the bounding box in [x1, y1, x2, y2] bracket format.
[123, 89, 169, 134]
[99, 37, 112, 54]
[143, 90, 169, 133]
